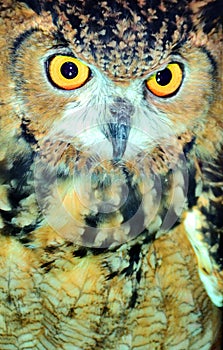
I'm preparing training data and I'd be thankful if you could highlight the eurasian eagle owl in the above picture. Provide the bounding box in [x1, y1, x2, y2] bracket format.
[0, 0, 222, 349]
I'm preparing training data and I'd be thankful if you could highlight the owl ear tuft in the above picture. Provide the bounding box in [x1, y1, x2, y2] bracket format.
[18, 0, 42, 15]
[201, 0, 223, 34]
[191, 0, 223, 34]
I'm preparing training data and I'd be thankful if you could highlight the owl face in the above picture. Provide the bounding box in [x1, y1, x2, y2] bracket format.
[1, 0, 222, 248]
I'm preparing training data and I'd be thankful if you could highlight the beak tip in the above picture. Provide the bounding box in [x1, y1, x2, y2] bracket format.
[108, 123, 130, 160]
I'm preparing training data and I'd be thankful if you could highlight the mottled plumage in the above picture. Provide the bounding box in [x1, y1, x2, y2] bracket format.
[0, 0, 222, 349]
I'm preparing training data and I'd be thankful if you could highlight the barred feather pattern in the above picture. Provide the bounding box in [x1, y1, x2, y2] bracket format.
[0, 0, 222, 349]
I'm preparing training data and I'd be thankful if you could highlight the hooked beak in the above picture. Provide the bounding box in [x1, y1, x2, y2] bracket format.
[108, 122, 130, 160]
[107, 98, 134, 160]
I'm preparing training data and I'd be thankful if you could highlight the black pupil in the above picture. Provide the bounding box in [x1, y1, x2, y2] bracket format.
[60, 61, 78, 79]
[156, 68, 172, 86]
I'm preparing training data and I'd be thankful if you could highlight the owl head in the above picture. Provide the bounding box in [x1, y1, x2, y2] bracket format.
[0, 0, 222, 248]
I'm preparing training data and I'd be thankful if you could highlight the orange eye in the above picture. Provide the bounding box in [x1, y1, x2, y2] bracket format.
[146, 63, 183, 97]
[48, 55, 90, 90]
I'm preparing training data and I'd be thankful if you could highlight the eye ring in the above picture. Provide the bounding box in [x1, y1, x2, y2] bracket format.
[146, 63, 183, 97]
[47, 55, 90, 90]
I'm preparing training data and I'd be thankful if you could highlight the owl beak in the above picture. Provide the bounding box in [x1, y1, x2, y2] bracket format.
[107, 98, 134, 160]
[108, 121, 131, 160]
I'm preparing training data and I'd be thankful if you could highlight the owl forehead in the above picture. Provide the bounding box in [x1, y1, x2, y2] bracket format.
[47, 0, 192, 78]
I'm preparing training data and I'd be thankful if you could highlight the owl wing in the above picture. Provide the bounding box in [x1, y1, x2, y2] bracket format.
[184, 152, 223, 307]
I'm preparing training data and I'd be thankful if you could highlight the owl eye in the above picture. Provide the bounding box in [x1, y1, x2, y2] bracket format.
[146, 63, 183, 97]
[48, 55, 90, 90]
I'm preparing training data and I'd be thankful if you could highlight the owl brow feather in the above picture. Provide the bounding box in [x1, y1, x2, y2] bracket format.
[17, 0, 42, 14]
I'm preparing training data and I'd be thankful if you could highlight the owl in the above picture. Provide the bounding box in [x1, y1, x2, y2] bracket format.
[0, 0, 222, 349]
